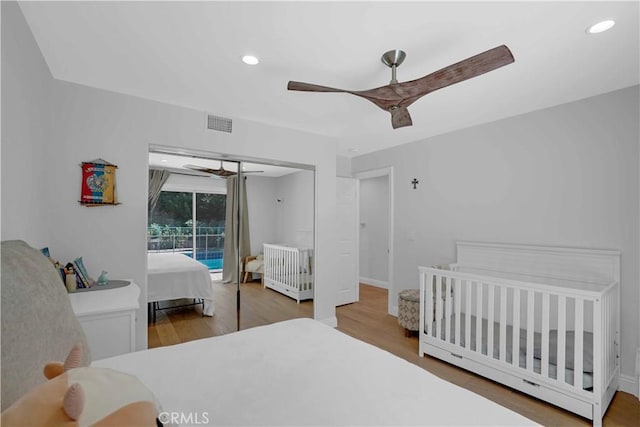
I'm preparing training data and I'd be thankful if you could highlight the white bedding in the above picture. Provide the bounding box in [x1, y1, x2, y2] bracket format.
[94, 318, 537, 426]
[147, 252, 214, 316]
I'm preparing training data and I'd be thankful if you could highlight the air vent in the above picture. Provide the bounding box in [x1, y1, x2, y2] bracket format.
[207, 114, 232, 133]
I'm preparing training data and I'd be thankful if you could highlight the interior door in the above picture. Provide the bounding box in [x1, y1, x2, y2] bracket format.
[335, 177, 359, 305]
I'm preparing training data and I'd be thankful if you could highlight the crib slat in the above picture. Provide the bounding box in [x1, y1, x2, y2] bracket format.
[445, 276, 452, 343]
[426, 272, 434, 336]
[602, 293, 608, 383]
[290, 250, 295, 290]
[574, 298, 584, 388]
[278, 248, 283, 283]
[454, 279, 462, 345]
[541, 292, 550, 378]
[435, 274, 443, 340]
[513, 289, 521, 368]
[487, 283, 495, 359]
[526, 290, 535, 371]
[609, 291, 615, 379]
[593, 298, 603, 409]
[476, 283, 483, 354]
[499, 287, 507, 362]
[608, 290, 616, 380]
[424, 273, 436, 336]
[287, 250, 292, 290]
[465, 280, 472, 350]
[557, 295, 567, 384]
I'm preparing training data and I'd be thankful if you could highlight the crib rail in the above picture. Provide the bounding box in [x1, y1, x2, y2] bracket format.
[418, 266, 619, 403]
[264, 244, 313, 303]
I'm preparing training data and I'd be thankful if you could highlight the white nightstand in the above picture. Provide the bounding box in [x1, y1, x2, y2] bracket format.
[69, 281, 140, 360]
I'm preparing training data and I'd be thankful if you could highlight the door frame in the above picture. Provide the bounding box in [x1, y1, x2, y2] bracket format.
[354, 167, 395, 315]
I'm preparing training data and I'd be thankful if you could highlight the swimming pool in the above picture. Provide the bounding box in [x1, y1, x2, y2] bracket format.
[184, 251, 223, 271]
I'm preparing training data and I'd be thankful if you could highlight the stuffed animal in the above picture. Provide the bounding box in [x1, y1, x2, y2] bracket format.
[1, 344, 159, 426]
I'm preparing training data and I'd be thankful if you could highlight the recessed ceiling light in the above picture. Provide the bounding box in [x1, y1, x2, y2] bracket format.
[587, 20, 615, 34]
[242, 55, 259, 65]
[161, 159, 168, 163]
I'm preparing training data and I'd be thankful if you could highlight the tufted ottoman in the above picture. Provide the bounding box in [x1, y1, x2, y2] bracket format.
[397, 289, 420, 336]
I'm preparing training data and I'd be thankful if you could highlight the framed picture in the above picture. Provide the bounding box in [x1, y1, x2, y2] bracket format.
[79, 159, 119, 206]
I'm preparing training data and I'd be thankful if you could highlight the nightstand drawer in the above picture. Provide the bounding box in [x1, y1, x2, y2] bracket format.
[69, 281, 140, 360]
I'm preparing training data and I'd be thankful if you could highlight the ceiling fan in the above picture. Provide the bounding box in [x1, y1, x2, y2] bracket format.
[287, 45, 514, 129]
[184, 162, 263, 178]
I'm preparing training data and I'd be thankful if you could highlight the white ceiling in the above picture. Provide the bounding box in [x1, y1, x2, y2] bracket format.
[19, 1, 639, 157]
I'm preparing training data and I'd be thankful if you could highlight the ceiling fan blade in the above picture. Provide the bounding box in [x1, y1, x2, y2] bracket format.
[288, 45, 513, 130]
[390, 107, 412, 129]
[288, 80, 400, 117]
[287, 81, 348, 93]
[397, 45, 514, 104]
[183, 164, 238, 177]
[216, 169, 237, 177]
[183, 164, 218, 174]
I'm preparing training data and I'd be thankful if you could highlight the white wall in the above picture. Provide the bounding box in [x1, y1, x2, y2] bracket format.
[336, 155, 351, 177]
[246, 175, 278, 255]
[0, 1, 52, 246]
[46, 80, 338, 348]
[275, 170, 314, 248]
[359, 175, 389, 287]
[2, 3, 339, 350]
[351, 86, 640, 393]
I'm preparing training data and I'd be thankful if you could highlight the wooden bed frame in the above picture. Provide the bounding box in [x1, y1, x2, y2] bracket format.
[419, 242, 620, 426]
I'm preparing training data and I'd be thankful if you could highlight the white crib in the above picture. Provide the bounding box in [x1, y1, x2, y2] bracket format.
[263, 243, 313, 303]
[419, 242, 620, 426]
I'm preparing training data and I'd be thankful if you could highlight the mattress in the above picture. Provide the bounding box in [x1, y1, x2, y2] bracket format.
[432, 314, 593, 388]
[147, 252, 214, 316]
[94, 318, 538, 426]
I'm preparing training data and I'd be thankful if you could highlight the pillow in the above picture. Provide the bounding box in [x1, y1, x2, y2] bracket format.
[1, 240, 91, 410]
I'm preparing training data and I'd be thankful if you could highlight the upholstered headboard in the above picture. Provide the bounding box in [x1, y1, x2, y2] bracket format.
[1, 240, 91, 410]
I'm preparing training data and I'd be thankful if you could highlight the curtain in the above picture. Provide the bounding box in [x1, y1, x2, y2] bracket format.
[222, 176, 251, 283]
[148, 169, 171, 215]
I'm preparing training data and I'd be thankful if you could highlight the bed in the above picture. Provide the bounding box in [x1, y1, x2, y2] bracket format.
[419, 242, 620, 427]
[99, 317, 537, 426]
[147, 252, 214, 320]
[263, 243, 313, 303]
[2, 239, 538, 426]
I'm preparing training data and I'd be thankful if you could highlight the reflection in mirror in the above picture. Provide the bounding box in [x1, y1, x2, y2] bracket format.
[147, 149, 314, 345]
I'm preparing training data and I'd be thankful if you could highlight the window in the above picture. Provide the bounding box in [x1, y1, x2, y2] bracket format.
[148, 191, 226, 270]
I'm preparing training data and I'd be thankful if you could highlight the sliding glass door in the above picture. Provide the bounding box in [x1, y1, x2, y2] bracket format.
[148, 191, 226, 272]
[194, 193, 226, 269]
[148, 191, 193, 252]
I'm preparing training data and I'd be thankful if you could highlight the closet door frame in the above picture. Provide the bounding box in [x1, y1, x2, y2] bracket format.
[149, 145, 316, 330]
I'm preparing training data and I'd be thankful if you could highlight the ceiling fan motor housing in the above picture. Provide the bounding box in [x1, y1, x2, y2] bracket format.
[381, 49, 406, 84]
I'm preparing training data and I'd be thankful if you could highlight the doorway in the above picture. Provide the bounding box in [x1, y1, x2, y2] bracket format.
[147, 147, 315, 339]
[355, 167, 394, 315]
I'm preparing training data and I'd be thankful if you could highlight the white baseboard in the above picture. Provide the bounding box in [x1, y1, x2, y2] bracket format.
[359, 277, 388, 289]
[389, 305, 398, 317]
[619, 374, 638, 397]
[319, 316, 338, 328]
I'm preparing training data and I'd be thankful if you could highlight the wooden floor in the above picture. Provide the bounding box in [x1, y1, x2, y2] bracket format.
[148, 282, 639, 426]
